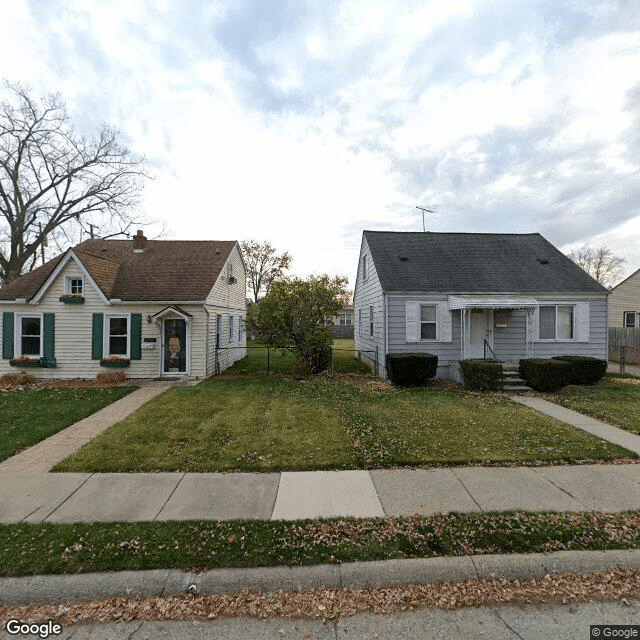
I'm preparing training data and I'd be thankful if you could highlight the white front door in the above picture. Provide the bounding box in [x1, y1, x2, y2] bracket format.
[469, 309, 493, 359]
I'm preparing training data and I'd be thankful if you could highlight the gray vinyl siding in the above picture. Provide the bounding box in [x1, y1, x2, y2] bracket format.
[353, 237, 385, 376]
[387, 296, 459, 378]
[608, 270, 640, 328]
[532, 295, 608, 360]
[384, 293, 607, 378]
[492, 310, 527, 362]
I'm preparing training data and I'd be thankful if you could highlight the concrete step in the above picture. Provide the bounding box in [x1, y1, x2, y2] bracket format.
[503, 384, 531, 392]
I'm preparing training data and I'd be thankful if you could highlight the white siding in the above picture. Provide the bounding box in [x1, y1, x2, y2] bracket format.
[353, 236, 386, 376]
[609, 270, 640, 328]
[1, 260, 206, 379]
[204, 243, 247, 374]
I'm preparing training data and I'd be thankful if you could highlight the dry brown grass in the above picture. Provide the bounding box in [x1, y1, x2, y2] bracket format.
[0, 373, 36, 388]
[96, 371, 127, 385]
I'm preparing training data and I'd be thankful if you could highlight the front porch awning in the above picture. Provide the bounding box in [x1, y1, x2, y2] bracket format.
[447, 295, 538, 310]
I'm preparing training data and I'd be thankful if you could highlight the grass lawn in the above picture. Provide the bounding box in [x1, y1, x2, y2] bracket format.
[54, 372, 632, 472]
[2, 510, 640, 577]
[543, 374, 640, 435]
[0, 386, 137, 462]
[226, 339, 372, 375]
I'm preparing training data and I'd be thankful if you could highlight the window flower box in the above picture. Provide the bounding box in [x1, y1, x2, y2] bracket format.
[9, 357, 42, 368]
[59, 295, 85, 304]
[100, 357, 130, 368]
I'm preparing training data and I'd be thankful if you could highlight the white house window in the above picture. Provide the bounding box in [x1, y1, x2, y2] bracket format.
[539, 305, 574, 340]
[362, 255, 368, 280]
[19, 316, 42, 356]
[420, 305, 437, 340]
[369, 305, 374, 336]
[229, 315, 234, 342]
[340, 313, 352, 326]
[107, 316, 129, 356]
[64, 277, 83, 295]
[358, 308, 362, 336]
[624, 311, 636, 328]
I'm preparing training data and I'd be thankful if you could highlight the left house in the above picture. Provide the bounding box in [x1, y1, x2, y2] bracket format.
[0, 231, 246, 379]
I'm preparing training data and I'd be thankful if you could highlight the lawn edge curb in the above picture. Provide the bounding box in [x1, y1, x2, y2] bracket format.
[2, 549, 640, 606]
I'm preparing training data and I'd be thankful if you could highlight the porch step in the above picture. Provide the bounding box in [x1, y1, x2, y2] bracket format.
[500, 363, 531, 391]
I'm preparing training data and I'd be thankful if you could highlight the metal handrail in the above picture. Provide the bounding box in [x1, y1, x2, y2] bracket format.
[483, 338, 498, 361]
[483, 339, 504, 392]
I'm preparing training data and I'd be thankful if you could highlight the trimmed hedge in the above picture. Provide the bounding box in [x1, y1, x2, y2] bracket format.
[519, 358, 573, 391]
[386, 353, 438, 387]
[552, 355, 607, 385]
[459, 359, 502, 391]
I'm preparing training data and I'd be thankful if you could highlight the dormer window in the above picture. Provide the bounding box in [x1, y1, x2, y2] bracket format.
[65, 277, 83, 295]
[60, 277, 85, 303]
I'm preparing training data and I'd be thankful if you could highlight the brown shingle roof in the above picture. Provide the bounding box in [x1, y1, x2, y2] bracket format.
[0, 238, 238, 302]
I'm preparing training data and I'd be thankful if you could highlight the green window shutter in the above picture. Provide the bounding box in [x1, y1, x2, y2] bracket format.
[92, 313, 103, 360]
[43, 313, 55, 361]
[2, 312, 14, 359]
[131, 313, 142, 360]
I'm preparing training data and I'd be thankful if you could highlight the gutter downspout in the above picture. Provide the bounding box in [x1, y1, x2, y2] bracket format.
[383, 293, 388, 379]
[204, 307, 211, 378]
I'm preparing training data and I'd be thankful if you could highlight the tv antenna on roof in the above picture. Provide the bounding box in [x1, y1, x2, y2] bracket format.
[411, 205, 437, 232]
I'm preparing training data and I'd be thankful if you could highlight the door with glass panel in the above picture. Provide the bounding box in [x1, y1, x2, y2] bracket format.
[162, 318, 187, 373]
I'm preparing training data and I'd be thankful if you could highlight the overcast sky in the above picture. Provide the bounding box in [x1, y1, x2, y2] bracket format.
[2, 0, 640, 287]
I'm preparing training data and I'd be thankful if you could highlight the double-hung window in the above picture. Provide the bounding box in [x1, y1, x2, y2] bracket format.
[369, 306, 374, 336]
[229, 315, 234, 342]
[19, 315, 42, 356]
[539, 305, 574, 340]
[358, 309, 362, 337]
[106, 315, 129, 356]
[340, 313, 352, 326]
[624, 312, 636, 328]
[420, 305, 437, 340]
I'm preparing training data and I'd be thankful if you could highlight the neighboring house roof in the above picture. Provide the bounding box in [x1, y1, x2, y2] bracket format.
[362, 231, 608, 294]
[0, 238, 238, 302]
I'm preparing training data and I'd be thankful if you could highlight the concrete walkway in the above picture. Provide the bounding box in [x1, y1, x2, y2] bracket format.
[511, 394, 640, 455]
[0, 382, 175, 473]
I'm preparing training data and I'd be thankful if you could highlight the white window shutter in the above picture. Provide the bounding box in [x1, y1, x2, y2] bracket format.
[406, 302, 420, 343]
[439, 301, 452, 342]
[577, 302, 590, 342]
[528, 306, 540, 342]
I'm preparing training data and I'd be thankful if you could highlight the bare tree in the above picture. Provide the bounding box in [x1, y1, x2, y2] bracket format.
[567, 245, 626, 287]
[0, 82, 149, 283]
[241, 239, 292, 303]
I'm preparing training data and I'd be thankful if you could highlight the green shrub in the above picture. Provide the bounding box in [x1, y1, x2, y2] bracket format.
[519, 358, 573, 391]
[386, 353, 438, 386]
[552, 356, 607, 385]
[459, 359, 503, 391]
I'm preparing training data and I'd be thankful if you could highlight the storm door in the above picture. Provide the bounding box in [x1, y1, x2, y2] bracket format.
[469, 309, 493, 359]
[162, 318, 187, 374]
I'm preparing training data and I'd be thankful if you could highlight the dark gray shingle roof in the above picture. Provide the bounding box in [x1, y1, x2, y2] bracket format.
[363, 231, 607, 294]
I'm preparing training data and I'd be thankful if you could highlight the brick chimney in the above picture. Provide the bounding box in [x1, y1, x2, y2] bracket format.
[133, 229, 147, 252]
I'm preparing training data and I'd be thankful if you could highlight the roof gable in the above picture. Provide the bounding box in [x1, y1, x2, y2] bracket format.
[0, 239, 239, 302]
[362, 231, 608, 294]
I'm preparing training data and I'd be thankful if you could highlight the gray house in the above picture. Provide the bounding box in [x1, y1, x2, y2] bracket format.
[353, 231, 608, 381]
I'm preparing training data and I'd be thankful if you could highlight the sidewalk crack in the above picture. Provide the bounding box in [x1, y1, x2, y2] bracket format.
[450, 469, 484, 512]
[531, 468, 590, 509]
[489, 606, 526, 639]
[154, 472, 187, 521]
[42, 473, 95, 521]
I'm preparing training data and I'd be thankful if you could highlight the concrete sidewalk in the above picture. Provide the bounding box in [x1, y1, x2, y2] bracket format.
[1, 463, 639, 524]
